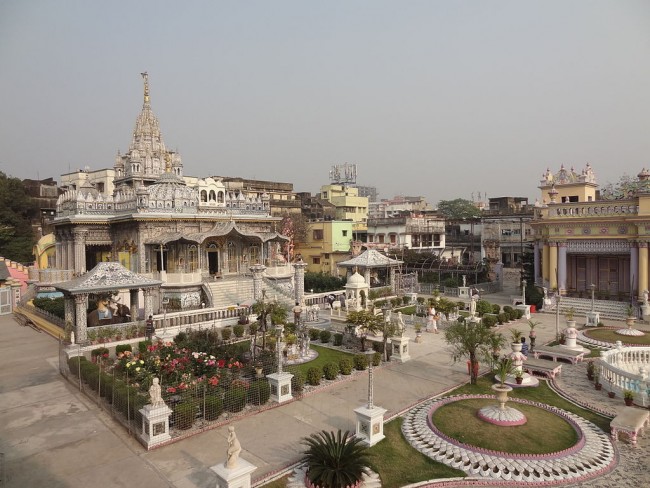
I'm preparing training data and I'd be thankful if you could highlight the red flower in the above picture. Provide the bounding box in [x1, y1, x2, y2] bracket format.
[217, 359, 226, 368]
[166, 387, 177, 393]
[208, 376, 219, 386]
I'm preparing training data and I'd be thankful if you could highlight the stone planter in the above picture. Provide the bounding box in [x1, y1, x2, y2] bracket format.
[492, 384, 512, 409]
[515, 376, 524, 385]
[595, 383, 602, 390]
[608, 391, 616, 398]
[624, 398, 634, 406]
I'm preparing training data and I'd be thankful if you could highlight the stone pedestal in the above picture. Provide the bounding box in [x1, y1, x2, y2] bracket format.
[458, 286, 470, 298]
[354, 405, 387, 446]
[642, 304, 650, 320]
[267, 372, 294, 403]
[139, 404, 172, 449]
[390, 336, 411, 363]
[211, 459, 257, 488]
[515, 304, 531, 320]
[586, 311, 600, 327]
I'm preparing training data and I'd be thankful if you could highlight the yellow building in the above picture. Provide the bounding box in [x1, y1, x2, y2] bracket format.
[531, 163, 650, 300]
[319, 184, 368, 224]
[295, 220, 354, 275]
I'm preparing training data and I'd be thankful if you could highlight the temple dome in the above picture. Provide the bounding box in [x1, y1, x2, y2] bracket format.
[347, 271, 366, 286]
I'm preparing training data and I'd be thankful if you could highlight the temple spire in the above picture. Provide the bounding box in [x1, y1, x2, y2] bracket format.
[141, 71, 150, 105]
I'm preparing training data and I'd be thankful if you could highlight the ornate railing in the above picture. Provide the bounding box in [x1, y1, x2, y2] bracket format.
[542, 201, 638, 220]
[597, 346, 650, 406]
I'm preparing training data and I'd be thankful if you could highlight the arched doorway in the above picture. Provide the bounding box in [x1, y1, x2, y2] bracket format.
[207, 242, 220, 276]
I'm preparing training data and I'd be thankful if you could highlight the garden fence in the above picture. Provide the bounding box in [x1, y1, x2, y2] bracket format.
[58, 338, 316, 445]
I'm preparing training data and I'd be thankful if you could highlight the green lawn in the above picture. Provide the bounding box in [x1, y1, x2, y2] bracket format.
[433, 399, 578, 454]
[584, 328, 650, 345]
[286, 344, 357, 377]
[366, 418, 465, 487]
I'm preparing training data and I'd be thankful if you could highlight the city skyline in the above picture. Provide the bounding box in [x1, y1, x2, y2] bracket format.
[1, 1, 649, 203]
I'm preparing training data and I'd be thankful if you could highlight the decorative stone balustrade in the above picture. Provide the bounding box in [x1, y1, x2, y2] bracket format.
[597, 346, 650, 406]
[28, 267, 75, 284]
[544, 201, 638, 219]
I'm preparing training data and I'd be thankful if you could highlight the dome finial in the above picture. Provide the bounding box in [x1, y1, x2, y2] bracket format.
[141, 71, 150, 104]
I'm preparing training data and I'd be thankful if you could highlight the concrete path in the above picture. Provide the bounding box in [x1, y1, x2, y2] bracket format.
[1, 294, 648, 487]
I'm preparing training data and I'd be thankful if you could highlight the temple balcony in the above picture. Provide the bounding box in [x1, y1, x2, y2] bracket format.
[538, 200, 639, 220]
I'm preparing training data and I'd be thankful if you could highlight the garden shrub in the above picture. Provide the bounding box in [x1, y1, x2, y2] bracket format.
[371, 341, 383, 353]
[204, 395, 224, 421]
[91, 347, 109, 361]
[482, 315, 498, 328]
[333, 333, 343, 346]
[284, 323, 297, 335]
[174, 331, 188, 343]
[99, 373, 114, 399]
[319, 330, 331, 343]
[138, 341, 150, 354]
[306, 366, 322, 386]
[508, 309, 518, 321]
[248, 323, 258, 335]
[67, 356, 86, 377]
[339, 358, 353, 375]
[247, 380, 271, 405]
[174, 402, 196, 430]
[515, 309, 524, 319]
[498, 313, 507, 324]
[476, 300, 493, 317]
[309, 328, 321, 341]
[402, 295, 410, 305]
[224, 387, 247, 412]
[492, 304, 501, 314]
[390, 297, 401, 308]
[221, 328, 232, 341]
[115, 344, 132, 355]
[80, 361, 100, 390]
[374, 299, 387, 308]
[353, 354, 368, 371]
[233, 324, 245, 338]
[372, 352, 381, 366]
[322, 362, 339, 380]
[503, 305, 514, 314]
[291, 370, 306, 392]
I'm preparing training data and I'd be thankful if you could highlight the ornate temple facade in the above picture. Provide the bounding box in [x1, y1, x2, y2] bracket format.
[531, 163, 650, 300]
[48, 74, 289, 310]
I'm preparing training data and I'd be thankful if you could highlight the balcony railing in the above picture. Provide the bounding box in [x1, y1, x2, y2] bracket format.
[541, 201, 639, 219]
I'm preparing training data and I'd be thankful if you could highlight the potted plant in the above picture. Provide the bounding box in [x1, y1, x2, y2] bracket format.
[488, 332, 506, 363]
[623, 389, 634, 406]
[565, 308, 576, 327]
[594, 372, 602, 390]
[510, 329, 523, 352]
[414, 323, 423, 343]
[527, 320, 539, 339]
[626, 305, 636, 327]
[491, 357, 514, 409]
[586, 361, 595, 381]
[515, 371, 524, 385]
[608, 390, 616, 399]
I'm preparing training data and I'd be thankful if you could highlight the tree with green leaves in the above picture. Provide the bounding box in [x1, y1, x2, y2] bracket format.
[437, 198, 482, 220]
[251, 298, 289, 350]
[0, 172, 38, 263]
[346, 309, 384, 352]
[301, 430, 371, 488]
[444, 318, 494, 384]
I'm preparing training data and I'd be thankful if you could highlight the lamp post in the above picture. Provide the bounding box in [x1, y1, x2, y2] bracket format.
[590, 283, 596, 312]
[522, 279, 527, 305]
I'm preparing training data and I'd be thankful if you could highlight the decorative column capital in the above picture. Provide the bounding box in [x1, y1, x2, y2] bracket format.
[73, 293, 89, 305]
[639, 241, 649, 249]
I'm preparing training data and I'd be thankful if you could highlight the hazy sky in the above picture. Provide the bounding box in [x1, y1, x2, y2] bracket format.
[1, 1, 649, 204]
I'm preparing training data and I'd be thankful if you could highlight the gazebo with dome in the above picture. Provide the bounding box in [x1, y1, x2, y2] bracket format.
[338, 249, 403, 293]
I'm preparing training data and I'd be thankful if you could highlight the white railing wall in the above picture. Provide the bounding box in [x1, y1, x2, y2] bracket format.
[597, 346, 650, 406]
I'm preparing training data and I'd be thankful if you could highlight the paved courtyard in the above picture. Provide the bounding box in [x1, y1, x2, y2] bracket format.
[0, 295, 648, 487]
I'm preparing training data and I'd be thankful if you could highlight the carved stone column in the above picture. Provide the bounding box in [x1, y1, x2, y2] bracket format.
[558, 242, 567, 293]
[292, 259, 307, 303]
[542, 241, 550, 285]
[548, 241, 558, 291]
[630, 241, 639, 299]
[64, 296, 75, 336]
[143, 288, 154, 320]
[249, 264, 267, 301]
[533, 241, 541, 285]
[66, 231, 74, 271]
[55, 234, 63, 269]
[130, 289, 140, 320]
[389, 267, 397, 294]
[73, 229, 88, 274]
[74, 294, 89, 343]
[639, 241, 648, 296]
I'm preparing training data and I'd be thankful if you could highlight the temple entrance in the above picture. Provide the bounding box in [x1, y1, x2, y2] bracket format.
[208, 249, 219, 275]
[568, 254, 630, 298]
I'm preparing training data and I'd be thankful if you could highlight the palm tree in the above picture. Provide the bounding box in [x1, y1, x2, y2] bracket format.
[302, 430, 371, 488]
[444, 318, 494, 384]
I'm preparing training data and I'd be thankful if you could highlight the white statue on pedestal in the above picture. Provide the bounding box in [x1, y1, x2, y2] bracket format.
[226, 426, 241, 469]
[149, 377, 165, 407]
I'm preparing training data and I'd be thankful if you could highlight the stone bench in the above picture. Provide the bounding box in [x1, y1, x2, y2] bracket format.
[610, 407, 650, 446]
[533, 345, 586, 364]
[522, 358, 563, 379]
